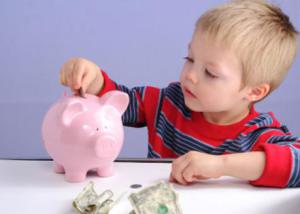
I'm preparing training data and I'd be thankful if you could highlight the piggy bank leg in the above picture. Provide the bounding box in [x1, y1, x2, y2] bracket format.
[53, 162, 65, 174]
[97, 163, 114, 177]
[65, 168, 88, 182]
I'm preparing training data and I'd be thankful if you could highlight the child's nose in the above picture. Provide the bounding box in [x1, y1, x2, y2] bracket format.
[186, 69, 198, 84]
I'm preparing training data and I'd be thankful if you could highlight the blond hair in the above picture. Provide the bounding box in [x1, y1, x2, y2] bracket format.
[196, 0, 298, 94]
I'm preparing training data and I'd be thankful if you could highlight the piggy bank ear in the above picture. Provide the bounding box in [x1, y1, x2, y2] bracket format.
[101, 91, 129, 114]
[62, 100, 86, 126]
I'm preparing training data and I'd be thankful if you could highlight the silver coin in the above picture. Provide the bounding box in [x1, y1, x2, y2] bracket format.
[130, 184, 142, 189]
[79, 87, 86, 98]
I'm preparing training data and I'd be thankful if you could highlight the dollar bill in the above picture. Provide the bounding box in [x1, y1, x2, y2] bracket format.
[128, 182, 182, 214]
[72, 181, 114, 214]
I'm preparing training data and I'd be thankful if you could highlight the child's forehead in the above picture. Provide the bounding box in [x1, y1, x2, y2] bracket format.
[188, 33, 243, 77]
[189, 32, 236, 60]
[190, 29, 227, 49]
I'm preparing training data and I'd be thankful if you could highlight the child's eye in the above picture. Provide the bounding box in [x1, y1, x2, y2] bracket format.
[205, 69, 218, 78]
[183, 56, 194, 63]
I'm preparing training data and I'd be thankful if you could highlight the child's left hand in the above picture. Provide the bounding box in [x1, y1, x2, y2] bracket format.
[169, 151, 224, 185]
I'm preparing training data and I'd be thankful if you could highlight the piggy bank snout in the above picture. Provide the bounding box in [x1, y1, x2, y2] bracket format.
[94, 135, 121, 158]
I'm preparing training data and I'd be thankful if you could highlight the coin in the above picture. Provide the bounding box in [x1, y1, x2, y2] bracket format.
[79, 87, 86, 98]
[130, 184, 143, 189]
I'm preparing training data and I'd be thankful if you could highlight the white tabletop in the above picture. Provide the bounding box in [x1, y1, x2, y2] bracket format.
[1, 159, 300, 214]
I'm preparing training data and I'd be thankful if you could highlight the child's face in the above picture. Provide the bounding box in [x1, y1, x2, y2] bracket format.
[180, 29, 250, 113]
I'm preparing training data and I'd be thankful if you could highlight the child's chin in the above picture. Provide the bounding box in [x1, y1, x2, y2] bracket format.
[184, 100, 203, 112]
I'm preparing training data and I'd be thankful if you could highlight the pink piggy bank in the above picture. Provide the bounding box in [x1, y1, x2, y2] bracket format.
[42, 91, 129, 182]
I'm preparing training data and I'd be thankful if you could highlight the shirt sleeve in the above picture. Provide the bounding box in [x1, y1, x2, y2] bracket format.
[249, 126, 300, 188]
[97, 70, 162, 129]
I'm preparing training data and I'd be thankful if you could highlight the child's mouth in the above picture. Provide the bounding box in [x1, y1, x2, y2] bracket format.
[184, 87, 197, 98]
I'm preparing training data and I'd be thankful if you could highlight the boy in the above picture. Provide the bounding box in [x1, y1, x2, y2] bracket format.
[59, 0, 299, 188]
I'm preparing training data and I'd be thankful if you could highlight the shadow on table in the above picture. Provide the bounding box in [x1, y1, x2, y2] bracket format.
[163, 177, 255, 190]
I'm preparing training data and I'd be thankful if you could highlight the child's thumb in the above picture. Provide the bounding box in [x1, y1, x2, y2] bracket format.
[81, 73, 94, 93]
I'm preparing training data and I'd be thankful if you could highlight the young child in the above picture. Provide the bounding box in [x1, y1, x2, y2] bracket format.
[59, 0, 299, 188]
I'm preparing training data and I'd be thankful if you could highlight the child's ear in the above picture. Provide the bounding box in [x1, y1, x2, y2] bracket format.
[245, 83, 270, 102]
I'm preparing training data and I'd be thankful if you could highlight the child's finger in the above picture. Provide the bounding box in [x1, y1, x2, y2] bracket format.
[169, 175, 176, 182]
[170, 156, 189, 185]
[170, 173, 188, 185]
[72, 63, 85, 90]
[194, 175, 210, 180]
[66, 70, 74, 89]
[60, 60, 74, 86]
[59, 64, 69, 85]
[172, 153, 187, 166]
[81, 69, 95, 93]
[182, 165, 195, 183]
[61, 62, 74, 88]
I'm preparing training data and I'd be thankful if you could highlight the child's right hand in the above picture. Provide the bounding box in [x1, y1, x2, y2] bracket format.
[59, 58, 104, 95]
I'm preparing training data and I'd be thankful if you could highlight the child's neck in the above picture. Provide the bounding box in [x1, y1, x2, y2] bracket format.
[203, 106, 251, 126]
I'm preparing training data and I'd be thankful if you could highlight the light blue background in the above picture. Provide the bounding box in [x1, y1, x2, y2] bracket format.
[0, 0, 299, 159]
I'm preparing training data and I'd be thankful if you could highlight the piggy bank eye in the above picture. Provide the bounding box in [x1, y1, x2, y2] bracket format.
[96, 128, 99, 132]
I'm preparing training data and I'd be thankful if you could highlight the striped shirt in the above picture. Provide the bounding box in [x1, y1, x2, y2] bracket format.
[99, 71, 300, 188]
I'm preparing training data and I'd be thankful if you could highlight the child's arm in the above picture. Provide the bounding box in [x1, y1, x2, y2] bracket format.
[97, 70, 147, 127]
[60, 58, 163, 128]
[169, 151, 265, 185]
[248, 134, 300, 188]
[222, 151, 266, 180]
[97, 69, 163, 128]
[170, 125, 300, 188]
